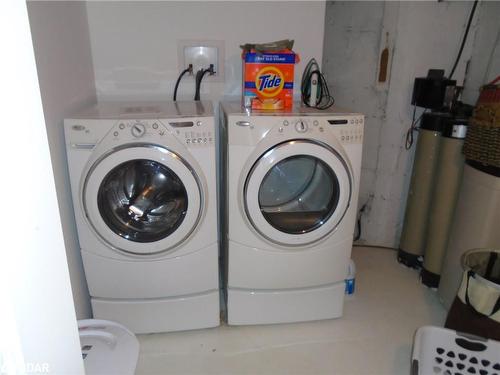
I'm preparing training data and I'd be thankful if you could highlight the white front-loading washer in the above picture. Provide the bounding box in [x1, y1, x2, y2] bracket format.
[65, 101, 219, 333]
[220, 102, 364, 325]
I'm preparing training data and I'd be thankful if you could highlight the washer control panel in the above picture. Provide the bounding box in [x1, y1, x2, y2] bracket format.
[173, 119, 214, 147]
[183, 130, 214, 145]
[109, 119, 214, 147]
[111, 120, 167, 139]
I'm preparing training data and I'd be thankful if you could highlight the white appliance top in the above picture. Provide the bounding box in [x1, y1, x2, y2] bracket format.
[221, 101, 362, 117]
[69, 101, 213, 120]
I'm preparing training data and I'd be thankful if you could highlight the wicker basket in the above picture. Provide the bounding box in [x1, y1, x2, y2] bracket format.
[463, 76, 500, 167]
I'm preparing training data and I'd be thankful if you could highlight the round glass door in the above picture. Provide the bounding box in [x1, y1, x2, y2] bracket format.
[83, 145, 202, 255]
[258, 155, 340, 234]
[244, 140, 352, 246]
[97, 159, 188, 243]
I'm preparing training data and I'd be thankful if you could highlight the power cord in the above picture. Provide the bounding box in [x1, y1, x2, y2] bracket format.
[448, 0, 479, 80]
[173, 64, 193, 102]
[301, 58, 334, 110]
[354, 203, 367, 241]
[194, 64, 215, 101]
[405, 105, 428, 150]
[353, 244, 398, 251]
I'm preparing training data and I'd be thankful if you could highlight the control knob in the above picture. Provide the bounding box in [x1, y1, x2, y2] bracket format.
[295, 120, 308, 133]
[131, 123, 146, 138]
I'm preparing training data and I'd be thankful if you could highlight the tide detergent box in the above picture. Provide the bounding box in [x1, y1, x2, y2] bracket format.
[242, 50, 299, 110]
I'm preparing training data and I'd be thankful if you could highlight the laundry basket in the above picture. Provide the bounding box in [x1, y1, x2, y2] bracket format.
[411, 326, 500, 375]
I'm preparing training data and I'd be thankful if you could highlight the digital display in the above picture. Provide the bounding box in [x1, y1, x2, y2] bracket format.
[169, 121, 194, 128]
[328, 119, 348, 125]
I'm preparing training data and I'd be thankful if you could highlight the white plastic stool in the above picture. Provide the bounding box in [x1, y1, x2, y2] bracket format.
[78, 319, 139, 375]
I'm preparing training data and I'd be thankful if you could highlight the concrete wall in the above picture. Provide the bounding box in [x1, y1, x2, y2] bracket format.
[85, 1, 326, 102]
[323, 1, 498, 247]
[462, 1, 500, 104]
[322, 2, 389, 245]
[27, 1, 97, 319]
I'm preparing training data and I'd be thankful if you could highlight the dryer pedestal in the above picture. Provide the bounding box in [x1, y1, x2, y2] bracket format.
[227, 282, 345, 325]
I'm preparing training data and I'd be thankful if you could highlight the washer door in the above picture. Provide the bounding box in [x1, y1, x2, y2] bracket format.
[83, 144, 202, 255]
[244, 140, 352, 246]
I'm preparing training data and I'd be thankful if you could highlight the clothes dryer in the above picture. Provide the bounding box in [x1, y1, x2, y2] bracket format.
[65, 101, 219, 333]
[220, 102, 363, 325]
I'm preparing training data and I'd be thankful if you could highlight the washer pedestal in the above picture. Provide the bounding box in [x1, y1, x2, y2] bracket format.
[92, 290, 220, 334]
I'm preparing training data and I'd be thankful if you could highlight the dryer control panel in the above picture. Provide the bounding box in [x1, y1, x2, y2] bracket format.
[277, 116, 364, 145]
[228, 114, 364, 146]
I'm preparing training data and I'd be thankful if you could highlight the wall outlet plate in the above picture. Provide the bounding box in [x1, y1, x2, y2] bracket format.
[177, 40, 224, 82]
[184, 46, 218, 74]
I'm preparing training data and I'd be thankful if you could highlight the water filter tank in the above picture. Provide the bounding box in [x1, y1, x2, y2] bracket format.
[398, 112, 450, 268]
[421, 118, 467, 288]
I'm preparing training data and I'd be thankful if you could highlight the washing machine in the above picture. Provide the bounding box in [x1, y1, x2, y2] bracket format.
[220, 102, 363, 325]
[65, 101, 219, 333]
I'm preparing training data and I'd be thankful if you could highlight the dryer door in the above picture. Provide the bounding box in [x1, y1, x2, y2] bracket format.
[83, 144, 202, 255]
[244, 140, 352, 246]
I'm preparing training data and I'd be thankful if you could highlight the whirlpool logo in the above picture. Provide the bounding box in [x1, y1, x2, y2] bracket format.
[255, 67, 285, 98]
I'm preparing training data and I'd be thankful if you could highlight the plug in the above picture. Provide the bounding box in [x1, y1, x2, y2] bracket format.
[188, 64, 193, 75]
[208, 64, 216, 75]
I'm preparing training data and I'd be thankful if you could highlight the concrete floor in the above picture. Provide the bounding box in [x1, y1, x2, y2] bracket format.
[136, 246, 447, 374]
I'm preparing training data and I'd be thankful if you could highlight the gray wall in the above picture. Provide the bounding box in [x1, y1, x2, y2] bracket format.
[28, 1, 97, 319]
[85, 1, 326, 102]
[323, 1, 500, 247]
[462, 2, 500, 104]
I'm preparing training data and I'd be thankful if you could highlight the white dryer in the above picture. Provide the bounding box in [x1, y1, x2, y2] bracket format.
[65, 101, 219, 333]
[221, 102, 363, 325]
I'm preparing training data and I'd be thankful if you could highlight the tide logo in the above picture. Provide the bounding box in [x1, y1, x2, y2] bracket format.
[255, 67, 285, 97]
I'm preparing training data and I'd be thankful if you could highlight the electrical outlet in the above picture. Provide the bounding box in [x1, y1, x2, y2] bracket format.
[177, 40, 224, 81]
